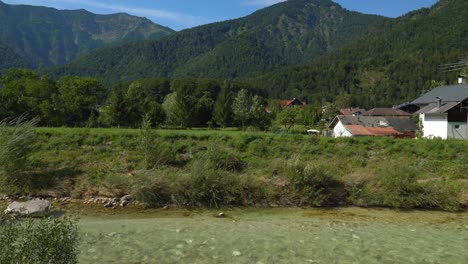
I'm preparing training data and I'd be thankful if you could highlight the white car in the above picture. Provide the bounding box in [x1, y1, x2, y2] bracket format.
[306, 129, 320, 135]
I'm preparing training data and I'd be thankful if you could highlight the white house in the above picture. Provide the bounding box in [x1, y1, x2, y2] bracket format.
[416, 100, 468, 139]
[411, 77, 468, 140]
[329, 115, 418, 138]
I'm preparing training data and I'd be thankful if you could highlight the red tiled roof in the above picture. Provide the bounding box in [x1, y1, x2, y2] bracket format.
[281, 98, 306, 107]
[344, 125, 402, 136]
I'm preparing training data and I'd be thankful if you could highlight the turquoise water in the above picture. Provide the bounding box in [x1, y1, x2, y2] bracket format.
[78, 208, 468, 264]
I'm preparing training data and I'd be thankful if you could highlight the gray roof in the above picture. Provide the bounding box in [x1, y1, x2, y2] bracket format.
[331, 115, 418, 132]
[385, 117, 419, 131]
[415, 102, 460, 114]
[411, 84, 468, 105]
[337, 115, 387, 127]
[363, 108, 411, 116]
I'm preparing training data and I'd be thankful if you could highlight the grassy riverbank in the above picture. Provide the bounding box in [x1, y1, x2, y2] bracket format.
[2, 127, 467, 211]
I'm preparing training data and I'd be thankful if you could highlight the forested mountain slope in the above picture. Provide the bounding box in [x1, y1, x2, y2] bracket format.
[0, 40, 27, 68]
[50, 0, 388, 83]
[259, 0, 468, 107]
[0, 0, 174, 68]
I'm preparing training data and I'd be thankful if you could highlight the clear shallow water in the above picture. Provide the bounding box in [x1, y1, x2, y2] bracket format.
[78, 208, 468, 264]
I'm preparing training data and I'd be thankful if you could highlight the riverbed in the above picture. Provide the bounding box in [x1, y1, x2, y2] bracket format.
[76, 207, 468, 263]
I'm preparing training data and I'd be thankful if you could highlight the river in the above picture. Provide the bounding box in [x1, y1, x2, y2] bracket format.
[78, 207, 468, 264]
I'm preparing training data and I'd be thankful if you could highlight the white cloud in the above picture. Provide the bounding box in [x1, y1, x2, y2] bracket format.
[50, 0, 207, 29]
[243, 0, 287, 6]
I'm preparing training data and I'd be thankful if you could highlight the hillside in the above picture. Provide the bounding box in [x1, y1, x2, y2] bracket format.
[50, 0, 388, 83]
[259, 0, 468, 107]
[0, 1, 174, 68]
[0, 40, 27, 68]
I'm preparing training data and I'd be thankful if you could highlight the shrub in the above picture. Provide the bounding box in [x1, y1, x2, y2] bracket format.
[0, 217, 80, 264]
[282, 157, 342, 206]
[202, 147, 246, 172]
[0, 117, 39, 191]
[138, 114, 167, 169]
[132, 172, 173, 208]
[246, 139, 268, 157]
[175, 160, 258, 207]
[356, 162, 461, 211]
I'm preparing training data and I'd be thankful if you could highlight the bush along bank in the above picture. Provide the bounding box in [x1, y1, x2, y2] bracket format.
[1, 127, 467, 212]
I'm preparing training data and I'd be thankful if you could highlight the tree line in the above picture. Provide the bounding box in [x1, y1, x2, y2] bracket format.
[1, 69, 339, 130]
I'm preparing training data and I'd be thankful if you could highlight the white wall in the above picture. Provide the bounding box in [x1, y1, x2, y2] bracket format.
[420, 113, 448, 139]
[333, 120, 353, 138]
[448, 122, 468, 140]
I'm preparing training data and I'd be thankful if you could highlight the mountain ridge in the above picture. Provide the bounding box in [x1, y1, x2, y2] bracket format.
[0, 0, 175, 68]
[49, 0, 389, 82]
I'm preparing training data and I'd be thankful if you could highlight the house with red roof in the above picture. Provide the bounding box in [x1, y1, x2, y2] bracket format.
[281, 98, 306, 107]
[329, 115, 418, 138]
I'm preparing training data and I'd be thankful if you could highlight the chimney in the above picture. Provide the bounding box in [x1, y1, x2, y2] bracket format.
[436, 97, 442, 108]
[459, 75, 467, 84]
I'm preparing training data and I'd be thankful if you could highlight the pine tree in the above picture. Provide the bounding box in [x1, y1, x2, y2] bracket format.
[232, 89, 251, 130]
[212, 87, 232, 128]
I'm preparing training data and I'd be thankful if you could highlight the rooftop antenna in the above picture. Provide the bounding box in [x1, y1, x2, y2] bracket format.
[439, 56, 468, 72]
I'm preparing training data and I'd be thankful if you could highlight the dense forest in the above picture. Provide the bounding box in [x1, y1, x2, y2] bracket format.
[0, 41, 27, 69]
[49, 0, 387, 83]
[258, 0, 468, 108]
[0, 0, 174, 68]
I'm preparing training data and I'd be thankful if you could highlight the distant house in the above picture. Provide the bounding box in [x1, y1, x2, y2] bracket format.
[338, 107, 366, 116]
[281, 98, 306, 107]
[363, 108, 412, 117]
[329, 115, 418, 138]
[393, 102, 420, 114]
[411, 78, 468, 140]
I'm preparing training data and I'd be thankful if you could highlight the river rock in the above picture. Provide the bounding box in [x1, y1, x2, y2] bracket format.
[217, 212, 226, 218]
[121, 195, 133, 202]
[4, 199, 52, 217]
[119, 195, 133, 207]
[59, 197, 72, 205]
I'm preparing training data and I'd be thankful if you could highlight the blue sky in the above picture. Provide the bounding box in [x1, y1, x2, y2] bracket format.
[3, 0, 438, 30]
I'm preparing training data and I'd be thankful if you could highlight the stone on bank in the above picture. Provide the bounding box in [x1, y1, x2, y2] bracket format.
[4, 199, 52, 217]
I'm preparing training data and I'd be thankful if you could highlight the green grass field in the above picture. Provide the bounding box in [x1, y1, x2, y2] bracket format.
[3, 127, 468, 211]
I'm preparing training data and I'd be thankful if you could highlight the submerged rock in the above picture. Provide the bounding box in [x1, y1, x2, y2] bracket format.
[4, 199, 52, 217]
[217, 212, 226, 218]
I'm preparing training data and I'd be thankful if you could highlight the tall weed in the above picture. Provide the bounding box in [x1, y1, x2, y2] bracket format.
[0, 217, 80, 264]
[0, 117, 39, 191]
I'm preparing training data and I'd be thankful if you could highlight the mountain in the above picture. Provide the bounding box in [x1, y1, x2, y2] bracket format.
[0, 0, 174, 68]
[0, 40, 28, 69]
[50, 0, 388, 83]
[259, 0, 468, 107]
